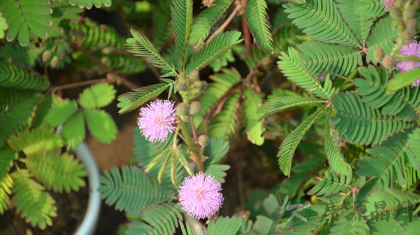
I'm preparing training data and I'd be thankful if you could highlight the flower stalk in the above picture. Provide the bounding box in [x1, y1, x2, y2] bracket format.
[180, 122, 204, 173]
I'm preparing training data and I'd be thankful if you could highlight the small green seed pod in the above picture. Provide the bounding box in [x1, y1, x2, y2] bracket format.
[189, 101, 201, 115]
[198, 135, 210, 147]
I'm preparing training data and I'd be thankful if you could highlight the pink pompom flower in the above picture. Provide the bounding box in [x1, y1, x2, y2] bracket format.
[395, 41, 420, 86]
[382, 0, 397, 11]
[137, 100, 177, 142]
[179, 172, 224, 219]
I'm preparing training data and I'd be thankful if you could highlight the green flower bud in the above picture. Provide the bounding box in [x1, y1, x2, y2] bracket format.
[189, 101, 201, 115]
[180, 115, 190, 122]
[56, 45, 67, 59]
[175, 81, 186, 92]
[101, 57, 111, 67]
[188, 70, 199, 82]
[200, 81, 208, 92]
[42, 50, 52, 62]
[69, 28, 78, 37]
[198, 135, 210, 147]
[404, 5, 417, 22]
[191, 87, 201, 96]
[177, 103, 189, 116]
[390, 7, 402, 19]
[392, 18, 404, 29]
[406, 18, 418, 31]
[62, 42, 71, 52]
[382, 56, 395, 69]
[177, 71, 186, 83]
[50, 55, 60, 68]
[373, 47, 386, 62]
[402, 29, 414, 42]
[193, 80, 203, 89]
[102, 46, 114, 55]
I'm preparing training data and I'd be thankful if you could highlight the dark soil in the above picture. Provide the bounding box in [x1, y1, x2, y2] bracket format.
[0, 179, 89, 235]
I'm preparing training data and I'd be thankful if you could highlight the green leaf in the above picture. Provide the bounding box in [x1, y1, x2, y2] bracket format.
[278, 47, 332, 100]
[387, 67, 420, 94]
[84, 109, 117, 144]
[61, 111, 85, 150]
[0, 87, 37, 112]
[68, 0, 112, 9]
[355, 0, 386, 19]
[401, 218, 420, 235]
[245, 0, 273, 51]
[242, 87, 265, 145]
[26, 150, 87, 193]
[44, 99, 78, 128]
[117, 82, 173, 114]
[308, 168, 352, 197]
[7, 127, 63, 155]
[366, 15, 398, 64]
[78, 83, 116, 109]
[0, 174, 12, 214]
[330, 209, 370, 235]
[203, 137, 230, 168]
[0, 61, 49, 90]
[98, 165, 173, 213]
[126, 29, 177, 74]
[330, 92, 415, 145]
[407, 128, 420, 172]
[171, 0, 193, 70]
[189, 0, 234, 47]
[325, 113, 352, 177]
[207, 217, 242, 235]
[0, 12, 8, 39]
[364, 188, 420, 217]
[126, 203, 183, 235]
[257, 96, 326, 120]
[152, 0, 172, 50]
[185, 31, 243, 73]
[0, 0, 52, 45]
[0, 43, 42, 66]
[284, 0, 360, 47]
[278, 106, 329, 176]
[208, 90, 240, 139]
[0, 149, 15, 179]
[0, 93, 43, 148]
[11, 170, 56, 229]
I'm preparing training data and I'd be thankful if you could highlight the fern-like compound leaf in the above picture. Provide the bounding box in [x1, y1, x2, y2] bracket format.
[185, 31, 243, 74]
[0, 0, 52, 46]
[26, 150, 87, 193]
[126, 29, 177, 74]
[284, 0, 360, 48]
[11, 170, 56, 229]
[126, 203, 182, 235]
[357, 129, 414, 188]
[7, 127, 63, 155]
[179, 220, 196, 235]
[207, 216, 242, 235]
[336, 0, 374, 45]
[0, 87, 37, 112]
[401, 218, 420, 235]
[68, 0, 112, 9]
[278, 47, 331, 100]
[298, 41, 363, 78]
[84, 109, 117, 144]
[257, 96, 326, 120]
[277, 205, 327, 234]
[366, 15, 398, 64]
[406, 128, 420, 173]
[190, 0, 234, 47]
[242, 87, 265, 146]
[117, 82, 173, 114]
[152, 0, 172, 50]
[0, 61, 49, 90]
[0, 149, 15, 179]
[325, 114, 352, 177]
[387, 67, 420, 94]
[0, 12, 7, 39]
[308, 170, 352, 196]
[78, 83, 116, 109]
[0, 43, 42, 66]
[368, 210, 413, 235]
[355, 65, 420, 121]
[194, 68, 241, 128]
[0, 93, 43, 148]
[208, 89, 240, 139]
[171, 0, 193, 70]
[355, 0, 386, 19]
[330, 92, 415, 145]
[48, 1, 83, 38]
[245, 0, 273, 51]
[278, 106, 329, 176]
[61, 111, 85, 150]
[98, 165, 173, 214]
[44, 99, 78, 128]
[203, 137, 230, 183]
[0, 174, 12, 214]
[330, 209, 370, 235]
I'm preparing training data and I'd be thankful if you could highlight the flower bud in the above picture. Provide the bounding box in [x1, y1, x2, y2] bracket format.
[42, 50, 52, 62]
[404, 5, 417, 22]
[402, 29, 414, 42]
[373, 47, 385, 62]
[392, 18, 404, 29]
[50, 55, 60, 68]
[101, 57, 111, 67]
[406, 18, 418, 31]
[382, 56, 395, 69]
[198, 135, 210, 147]
[189, 101, 201, 115]
[56, 45, 67, 59]
[177, 71, 186, 83]
[177, 103, 190, 116]
[188, 70, 199, 82]
[102, 46, 114, 55]
[69, 28, 78, 37]
[180, 115, 190, 122]
[175, 81, 186, 92]
[200, 81, 208, 92]
[390, 7, 402, 19]
[193, 80, 203, 89]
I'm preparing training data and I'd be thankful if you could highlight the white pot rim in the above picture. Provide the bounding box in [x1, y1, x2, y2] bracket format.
[74, 142, 101, 235]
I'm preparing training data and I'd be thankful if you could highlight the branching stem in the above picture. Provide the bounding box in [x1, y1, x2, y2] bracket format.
[180, 122, 204, 172]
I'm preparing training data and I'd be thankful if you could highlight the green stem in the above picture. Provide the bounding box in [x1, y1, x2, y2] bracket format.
[394, 54, 420, 62]
[180, 122, 204, 173]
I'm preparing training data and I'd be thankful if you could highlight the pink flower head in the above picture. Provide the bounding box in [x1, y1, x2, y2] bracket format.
[382, 0, 397, 11]
[179, 172, 223, 219]
[138, 100, 176, 142]
[395, 41, 420, 86]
